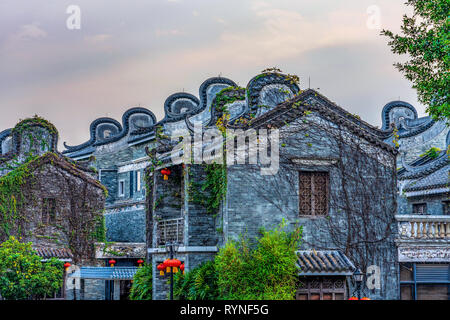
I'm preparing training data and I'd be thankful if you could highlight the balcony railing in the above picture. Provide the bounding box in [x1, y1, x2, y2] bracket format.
[396, 215, 450, 240]
[156, 217, 184, 246]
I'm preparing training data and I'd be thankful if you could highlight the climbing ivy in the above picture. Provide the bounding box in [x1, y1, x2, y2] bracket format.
[12, 115, 58, 137]
[93, 215, 106, 242]
[211, 86, 246, 114]
[392, 126, 400, 148]
[189, 163, 227, 215]
[0, 154, 38, 239]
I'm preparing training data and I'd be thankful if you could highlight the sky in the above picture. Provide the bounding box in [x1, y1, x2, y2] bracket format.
[0, 0, 424, 149]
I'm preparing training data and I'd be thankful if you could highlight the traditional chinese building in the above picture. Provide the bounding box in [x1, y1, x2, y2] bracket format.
[0, 116, 107, 299]
[55, 71, 449, 301]
[62, 109, 155, 299]
[144, 71, 400, 300]
[381, 102, 449, 300]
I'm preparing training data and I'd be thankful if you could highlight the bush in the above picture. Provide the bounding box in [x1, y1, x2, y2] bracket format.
[129, 263, 152, 300]
[175, 221, 302, 300]
[174, 260, 219, 300]
[0, 236, 63, 300]
[216, 221, 302, 300]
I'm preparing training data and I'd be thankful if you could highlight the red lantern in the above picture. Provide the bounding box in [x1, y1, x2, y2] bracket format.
[109, 259, 116, 267]
[348, 297, 359, 300]
[167, 259, 182, 273]
[137, 259, 144, 267]
[157, 263, 165, 276]
[164, 259, 171, 273]
[180, 263, 185, 274]
[64, 262, 71, 271]
[161, 168, 171, 180]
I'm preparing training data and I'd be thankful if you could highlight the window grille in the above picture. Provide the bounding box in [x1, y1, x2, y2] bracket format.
[299, 171, 329, 216]
[156, 218, 184, 246]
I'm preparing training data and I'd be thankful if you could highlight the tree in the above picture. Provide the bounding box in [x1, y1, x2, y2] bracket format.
[129, 263, 152, 300]
[0, 236, 63, 300]
[381, 0, 449, 121]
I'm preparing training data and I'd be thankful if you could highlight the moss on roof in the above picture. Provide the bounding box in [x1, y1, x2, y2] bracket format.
[12, 115, 58, 136]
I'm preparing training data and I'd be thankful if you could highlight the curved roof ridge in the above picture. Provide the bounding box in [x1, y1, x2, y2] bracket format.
[63, 107, 158, 153]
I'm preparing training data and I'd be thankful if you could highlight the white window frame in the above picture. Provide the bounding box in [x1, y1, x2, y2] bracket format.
[118, 180, 125, 197]
[136, 170, 142, 192]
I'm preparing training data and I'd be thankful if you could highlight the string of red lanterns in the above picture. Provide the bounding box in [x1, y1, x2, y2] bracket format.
[157, 259, 183, 276]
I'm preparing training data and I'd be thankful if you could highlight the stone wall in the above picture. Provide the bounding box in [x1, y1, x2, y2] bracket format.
[105, 207, 146, 242]
[186, 165, 220, 247]
[65, 279, 106, 300]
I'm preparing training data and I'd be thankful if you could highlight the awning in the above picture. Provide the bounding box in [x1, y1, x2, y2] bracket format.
[297, 250, 356, 276]
[75, 267, 138, 280]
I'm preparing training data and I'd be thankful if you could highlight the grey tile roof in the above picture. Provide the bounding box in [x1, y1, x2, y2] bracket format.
[404, 164, 449, 192]
[79, 267, 138, 280]
[297, 250, 356, 276]
[399, 152, 448, 180]
[34, 247, 73, 259]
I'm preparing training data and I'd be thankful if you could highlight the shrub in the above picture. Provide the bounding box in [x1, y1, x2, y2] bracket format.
[216, 221, 302, 300]
[174, 260, 218, 300]
[129, 263, 152, 300]
[175, 221, 302, 300]
[0, 236, 63, 300]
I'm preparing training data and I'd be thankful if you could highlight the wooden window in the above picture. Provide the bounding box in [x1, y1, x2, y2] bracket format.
[412, 203, 427, 215]
[299, 171, 329, 216]
[42, 198, 56, 224]
[400, 284, 414, 300]
[296, 277, 346, 300]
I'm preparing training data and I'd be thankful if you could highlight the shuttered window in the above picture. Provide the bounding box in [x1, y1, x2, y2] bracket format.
[416, 264, 449, 282]
[400, 263, 450, 300]
[299, 171, 329, 216]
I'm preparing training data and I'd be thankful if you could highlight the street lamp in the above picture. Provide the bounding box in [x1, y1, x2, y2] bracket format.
[353, 268, 364, 299]
[165, 242, 181, 300]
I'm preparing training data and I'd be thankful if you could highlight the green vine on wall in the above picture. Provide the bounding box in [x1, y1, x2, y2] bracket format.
[0, 154, 38, 238]
[12, 115, 58, 137]
[189, 163, 227, 215]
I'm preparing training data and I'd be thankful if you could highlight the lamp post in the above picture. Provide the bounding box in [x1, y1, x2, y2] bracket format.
[354, 268, 364, 300]
[165, 242, 180, 300]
